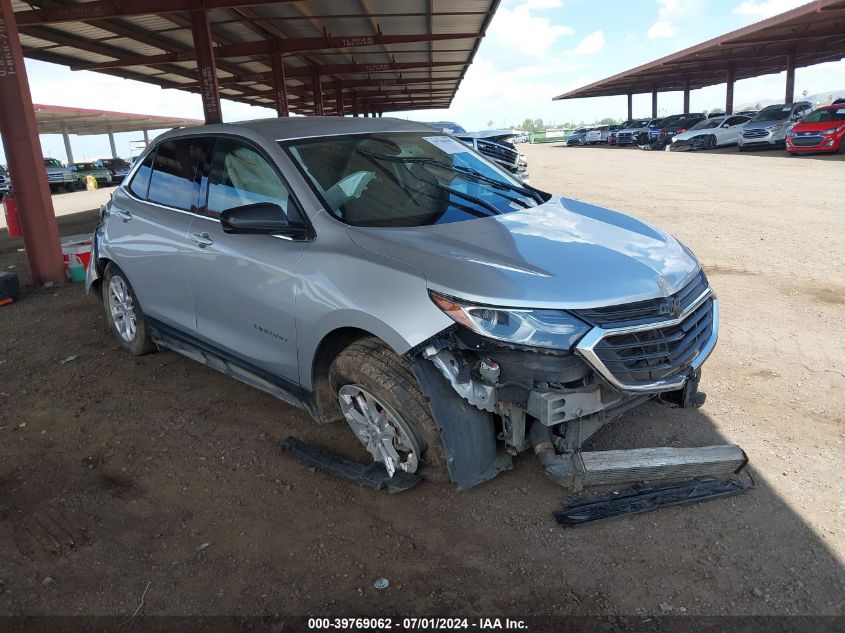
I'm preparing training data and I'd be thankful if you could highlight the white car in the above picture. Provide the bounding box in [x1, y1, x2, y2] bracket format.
[672, 115, 752, 150]
[585, 125, 610, 144]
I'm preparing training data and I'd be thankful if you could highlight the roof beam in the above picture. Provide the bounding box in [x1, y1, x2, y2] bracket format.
[722, 24, 845, 46]
[173, 62, 464, 86]
[70, 33, 480, 71]
[14, 0, 301, 25]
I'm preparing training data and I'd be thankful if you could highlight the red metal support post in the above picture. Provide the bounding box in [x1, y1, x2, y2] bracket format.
[784, 49, 796, 104]
[190, 9, 222, 124]
[682, 76, 690, 113]
[0, 0, 65, 284]
[271, 53, 289, 117]
[725, 66, 735, 115]
[351, 95, 359, 117]
[312, 74, 324, 116]
[651, 88, 658, 118]
[627, 93, 632, 121]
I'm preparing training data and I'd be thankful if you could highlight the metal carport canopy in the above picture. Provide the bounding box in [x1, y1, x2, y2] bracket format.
[553, 0, 845, 113]
[33, 103, 202, 135]
[12, 0, 501, 118]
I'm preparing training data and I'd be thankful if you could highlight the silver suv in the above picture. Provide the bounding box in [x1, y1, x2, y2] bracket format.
[739, 101, 813, 150]
[87, 118, 725, 491]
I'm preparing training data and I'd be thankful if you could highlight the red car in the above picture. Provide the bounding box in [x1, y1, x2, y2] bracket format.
[786, 104, 845, 155]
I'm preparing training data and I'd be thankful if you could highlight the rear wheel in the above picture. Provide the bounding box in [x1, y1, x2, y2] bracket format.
[102, 263, 156, 356]
[704, 135, 717, 150]
[329, 337, 449, 482]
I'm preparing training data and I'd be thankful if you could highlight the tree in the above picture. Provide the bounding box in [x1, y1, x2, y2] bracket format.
[598, 117, 618, 125]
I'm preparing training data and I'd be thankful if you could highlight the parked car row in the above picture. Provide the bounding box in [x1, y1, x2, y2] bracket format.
[424, 122, 529, 183]
[32, 157, 133, 194]
[565, 100, 844, 156]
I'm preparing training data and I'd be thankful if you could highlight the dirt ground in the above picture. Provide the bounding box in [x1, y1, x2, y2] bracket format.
[0, 143, 842, 619]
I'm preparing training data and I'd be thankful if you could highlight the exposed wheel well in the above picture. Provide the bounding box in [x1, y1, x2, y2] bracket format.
[311, 327, 379, 424]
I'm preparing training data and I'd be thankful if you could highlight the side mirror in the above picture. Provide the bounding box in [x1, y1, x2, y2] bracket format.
[220, 202, 302, 236]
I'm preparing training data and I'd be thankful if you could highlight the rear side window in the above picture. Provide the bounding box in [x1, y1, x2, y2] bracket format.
[147, 139, 204, 210]
[207, 138, 292, 217]
[128, 151, 154, 199]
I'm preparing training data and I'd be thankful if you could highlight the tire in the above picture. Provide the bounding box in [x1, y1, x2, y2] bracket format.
[329, 336, 449, 483]
[705, 135, 717, 150]
[102, 263, 156, 356]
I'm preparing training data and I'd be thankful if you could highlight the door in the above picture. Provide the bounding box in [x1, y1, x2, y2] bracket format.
[105, 138, 210, 333]
[186, 136, 306, 385]
[718, 117, 747, 145]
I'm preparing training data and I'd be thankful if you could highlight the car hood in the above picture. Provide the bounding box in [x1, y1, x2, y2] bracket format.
[674, 129, 713, 141]
[345, 196, 700, 309]
[791, 121, 845, 133]
[743, 118, 789, 130]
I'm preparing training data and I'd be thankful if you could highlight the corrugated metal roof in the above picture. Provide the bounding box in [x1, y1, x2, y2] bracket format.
[15, 0, 501, 115]
[33, 103, 203, 135]
[554, 0, 845, 100]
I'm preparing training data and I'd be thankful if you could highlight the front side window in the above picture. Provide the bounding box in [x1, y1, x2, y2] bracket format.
[283, 132, 538, 228]
[44, 158, 63, 168]
[147, 139, 206, 210]
[206, 138, 293, 218]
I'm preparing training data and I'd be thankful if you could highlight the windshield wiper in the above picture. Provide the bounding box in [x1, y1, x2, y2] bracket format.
[356, 150, 540, 207]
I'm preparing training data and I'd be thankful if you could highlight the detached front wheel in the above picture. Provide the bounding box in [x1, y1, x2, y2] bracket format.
[329, 337, 449, 483]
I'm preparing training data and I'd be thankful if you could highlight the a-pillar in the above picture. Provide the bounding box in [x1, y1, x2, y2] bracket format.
[784, 49, 796, 105]
[682, 76, 690, 113]
[0, 0, 64, 284]
[190, 9, 222, 124]
[627, 93, 633, 121]
[62, 125, 74, 164]
[108, 130, 117, 159]
[271, 53, 289, 117]
[312, 75, 324, 116]
[143, 129, 150, 146]
[725, 66, 735, 115]
[651, 88, 658, 118]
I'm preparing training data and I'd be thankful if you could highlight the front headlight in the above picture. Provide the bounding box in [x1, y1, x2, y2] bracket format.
[766, 124, 784, 132]
[430, 293, 590, 350]
[821, 125, 844, 135]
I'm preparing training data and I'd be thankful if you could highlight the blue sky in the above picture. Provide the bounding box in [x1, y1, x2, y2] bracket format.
[2, 0, 844, 163]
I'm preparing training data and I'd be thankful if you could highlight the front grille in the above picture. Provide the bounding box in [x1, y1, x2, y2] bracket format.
[617, 132, 633, 142]
[592, 297, 714, 388]
[791, 135, 823, 147]
[476, 139, 518, 165]
[574, 270, 709, 329]
[742, 128, 769, 139]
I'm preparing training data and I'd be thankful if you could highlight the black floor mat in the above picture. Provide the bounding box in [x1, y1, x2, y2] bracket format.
[554, 475, 754, 526]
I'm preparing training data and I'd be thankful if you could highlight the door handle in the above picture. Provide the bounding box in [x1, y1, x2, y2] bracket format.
[114, 208, 132, 222]
[189, 232, 214, 248]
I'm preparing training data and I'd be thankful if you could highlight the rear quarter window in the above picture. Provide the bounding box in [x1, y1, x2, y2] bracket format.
[147, 140, 200, 210]
[128, 151, 154, 199]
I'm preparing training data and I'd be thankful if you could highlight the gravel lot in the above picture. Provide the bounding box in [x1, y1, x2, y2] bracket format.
[0, 142, 842, 618]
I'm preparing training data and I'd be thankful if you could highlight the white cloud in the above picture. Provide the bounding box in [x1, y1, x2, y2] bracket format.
[488, 3, 574, 58]
[567, 30, 605, 56]
[732, 0, 811, 18]
[522, 0, 563, 9]
[647, 20, 677, 39]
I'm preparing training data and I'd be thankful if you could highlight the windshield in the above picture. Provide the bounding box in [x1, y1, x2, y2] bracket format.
[801, 108, 845, 123]
[76, 163, 96, 170]
[44, 158, 63, 168]
[282, 132, 538, 228]
[752, 105, 791, 122]
[690, 119, 722, 130]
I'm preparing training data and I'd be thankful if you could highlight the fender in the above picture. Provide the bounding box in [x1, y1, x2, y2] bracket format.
[410, 357, 511, 490]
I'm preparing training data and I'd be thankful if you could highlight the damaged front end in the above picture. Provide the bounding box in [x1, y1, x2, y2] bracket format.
[412, 270, 745, 492]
